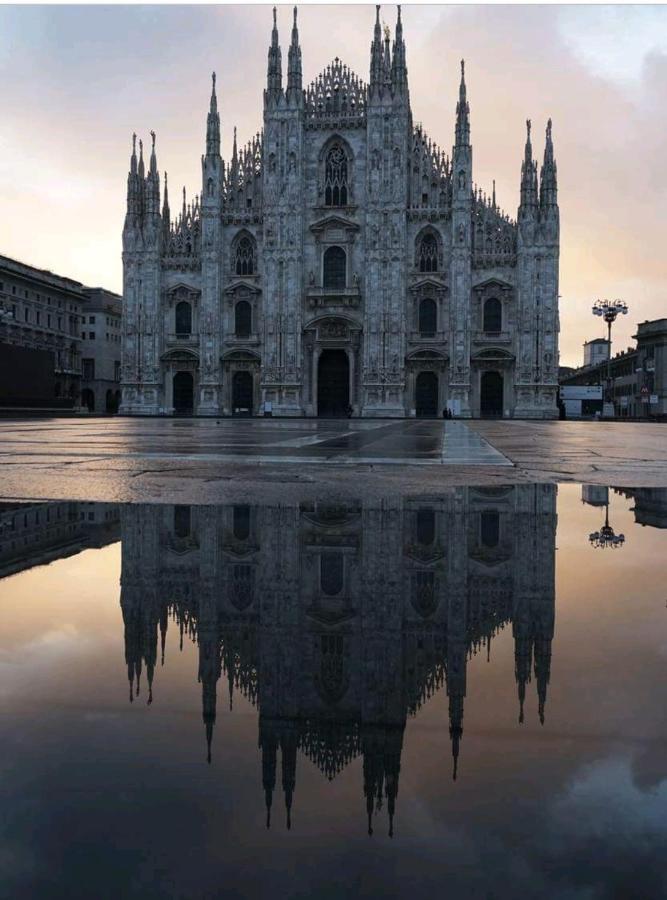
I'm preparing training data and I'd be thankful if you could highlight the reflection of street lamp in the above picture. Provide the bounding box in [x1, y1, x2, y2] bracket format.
[592, 299, 628, 414]
[589, 504, 625, 549]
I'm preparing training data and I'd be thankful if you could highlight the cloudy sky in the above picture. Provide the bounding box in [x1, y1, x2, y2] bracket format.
[0, 3, 666, 366]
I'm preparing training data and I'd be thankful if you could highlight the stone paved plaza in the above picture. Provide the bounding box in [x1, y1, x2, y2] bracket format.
[0, 417, 665, 504]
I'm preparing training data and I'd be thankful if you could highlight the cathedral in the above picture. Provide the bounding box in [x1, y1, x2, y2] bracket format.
[120, 486, 557, 833]
[120, 6, 560, 418]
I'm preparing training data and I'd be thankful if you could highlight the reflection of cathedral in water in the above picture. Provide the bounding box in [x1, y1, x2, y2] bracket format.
[120, 486, 556, 834]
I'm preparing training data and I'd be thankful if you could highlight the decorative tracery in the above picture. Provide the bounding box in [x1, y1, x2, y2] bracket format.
[324, 144, 349, 207]
[234, 235, 255, 276]
[418, 233, 438, 272]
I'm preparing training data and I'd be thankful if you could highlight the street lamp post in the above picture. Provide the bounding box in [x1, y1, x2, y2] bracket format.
[592, 299, 628, 417]
[589, 503, 625, 549]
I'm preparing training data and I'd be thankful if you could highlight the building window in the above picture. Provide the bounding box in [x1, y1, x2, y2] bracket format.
[89, 332, 95, 340]
[323, 246, 346, 289]
[480, 511, 500, 548]
[418, 233, 438, 272]
[232, 505, 250, 541]
[82, 358, 95, 379]
[324, 143, 348, 207]
[416, 508, 436, 545]
[114, 361, 121, 382]
[47, 314, 51, 327]
[235, 235, 255, 276]
[234, 300, 252, 337]
[418, 298, 437, 336]
[24, 309, 29, 323]
[320, 552, 344, 596]
[175, 301, 192, 336]
[174, 505, 191, 538]
[36, 311, 40, 325]
[483, 297, 502, 333]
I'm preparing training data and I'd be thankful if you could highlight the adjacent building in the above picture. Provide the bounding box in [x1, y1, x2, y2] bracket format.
[560, 318, 667, 418]
[80, 288, 123, 413]
[0, 254, 85, 409]
[121, 6, 559, 419]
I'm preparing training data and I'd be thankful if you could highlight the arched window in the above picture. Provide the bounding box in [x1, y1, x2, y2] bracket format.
[235, 235, 254, 276]
[233, 505, 250, 541]
[324, 143, 348, 206]
[483, 297, 502, 333]
[235, 300, 252, 337]
[416, 508, 436, 545]
[418, 233, 438, 272]
[320, 553, 344, 596]
[480, 511, 500, 548]
[174, 505, 191, 538]
[175, 301, 192, 336]
[323, 246, 346, 289]
[418, 298, 437, 336]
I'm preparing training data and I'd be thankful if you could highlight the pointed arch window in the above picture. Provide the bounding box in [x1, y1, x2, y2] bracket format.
[323, 246, 346, 289]
[483, 297, 502, 333]
[418, 298, 437, 336]
[324, 143, 348, 207]
[235, 235, 255, 276]
[235, 300, 252, 337]
[418, 233, 438, 272]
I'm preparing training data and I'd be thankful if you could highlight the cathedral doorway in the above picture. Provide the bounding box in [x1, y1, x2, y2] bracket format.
[415, 371, 438, 417]
[317, 349, 349, 416]
[480, 371, 504, 417]
[232, 371, 253, 416]
[173, 371, 194, 416]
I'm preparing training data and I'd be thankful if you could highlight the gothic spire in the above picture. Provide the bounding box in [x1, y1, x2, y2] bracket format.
[125, 133, 140, 224]
[266, 6, 283, 101]
[383, 20, 392, 85]
[206, 71, 220, 157]
[130, 132, 137, 175]
[539, 118, 557, 208]
[455, 59, 470, 146]
[519, 119, 538, 211]
[149, 129, 157, 176]
[138, 138, 145, 179]
[369, 5, 384, 93]
[286, 6, 302, 99]
[391, 6, 408, 97]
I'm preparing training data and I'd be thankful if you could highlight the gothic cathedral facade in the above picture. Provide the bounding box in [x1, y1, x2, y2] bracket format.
[120, 6, 560, 418]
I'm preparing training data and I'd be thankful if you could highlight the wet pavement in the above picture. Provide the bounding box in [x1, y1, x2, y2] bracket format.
[0, 484, 665, 899]
[0, 417, 666, 504]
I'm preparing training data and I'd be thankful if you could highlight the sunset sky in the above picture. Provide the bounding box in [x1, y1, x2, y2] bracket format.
[1, 3, 665, 367]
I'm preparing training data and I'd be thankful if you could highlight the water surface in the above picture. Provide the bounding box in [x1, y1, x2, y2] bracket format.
[0, 485, 665, 899]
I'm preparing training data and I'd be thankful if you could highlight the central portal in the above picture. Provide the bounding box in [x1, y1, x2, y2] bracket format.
[317, 349, 349, 417]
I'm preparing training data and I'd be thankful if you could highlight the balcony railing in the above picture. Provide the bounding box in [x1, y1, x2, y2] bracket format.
[409, 330, 446, 343]
[472, 330, 512, 344]
[306, 286, 361, 310]
[166, 332, 199, 347]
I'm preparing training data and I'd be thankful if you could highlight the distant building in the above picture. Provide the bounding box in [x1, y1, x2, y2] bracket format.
[80, 288, 123, 413]
[0, 254, 85, 409]
[0, 501, 120, 579]
[583, 337, 609, 368]
[560, 317, 667, 418]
